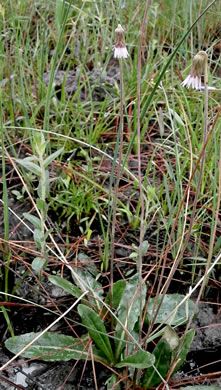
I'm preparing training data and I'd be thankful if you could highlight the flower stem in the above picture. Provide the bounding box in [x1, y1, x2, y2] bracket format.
[203, 53, 208, 142]
[148, 53, 210, 334]
[136, 0, 151, 340]
[110, 58, 124, 298]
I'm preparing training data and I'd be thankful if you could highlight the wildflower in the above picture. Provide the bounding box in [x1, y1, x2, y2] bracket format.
[181, 51, 215, 91]
[114, 24, 129, 59]
[181, 73, 202, 90]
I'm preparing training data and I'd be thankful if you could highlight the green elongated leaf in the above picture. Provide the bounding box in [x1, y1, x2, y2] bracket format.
[35, 134, 47, 156]
[19, 156, 39, 162]
[34, 228, 45, 248]
[43, 229, 53, 241]
[36, 198, 48, 214]
[32, 257, 47, 273]
[116, 349, 155, 369]
[179, 387, 221, 390]
[114, 274, 146, 360]
[127, 329, 140, 356]
[145, 294, 197, 326]
[43, 147, 64, 168]
[73, 253, 103, 308]
[23, 213, 42, 230]
[173, 329, 195, 374]
[163, 325, 179, 351]
[106, 374, 121, 390]
[78, 304, 114, 363]
[48, 275, 83, 299]
[76, 269, 103, 301]
[105, 279, 126, 311]
[37, 170, 50, 198]
[5, 332, 107, 363]
[169, 108, 185, 128]
[16, 159, 41, 176]
[33, 228, 44, 250]
[142, 338, 172, 388]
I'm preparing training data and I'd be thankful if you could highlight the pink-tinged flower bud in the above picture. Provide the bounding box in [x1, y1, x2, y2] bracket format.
[114, 24, 129, 59]
[181, 51, 215, 91]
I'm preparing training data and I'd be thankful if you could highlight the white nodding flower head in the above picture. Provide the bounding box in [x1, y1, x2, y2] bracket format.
[114, 24, 129, 59]
[181, 73, 202, 90]
[114, 46, 129, 59]
[181, 51, 215, 91]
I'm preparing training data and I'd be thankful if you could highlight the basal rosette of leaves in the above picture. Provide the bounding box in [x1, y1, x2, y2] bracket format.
[5, 273, 198, 388]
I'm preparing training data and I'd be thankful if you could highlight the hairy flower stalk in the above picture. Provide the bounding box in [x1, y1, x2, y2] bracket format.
[136, 0, 151, 343]
[173, 51, 209, 268]
[146, 51, 214, 353]
[171, 50, 218, 370]
[158, 51, 211, 328]
[148, 52, 212, 336]
[110, 25, 128, 301]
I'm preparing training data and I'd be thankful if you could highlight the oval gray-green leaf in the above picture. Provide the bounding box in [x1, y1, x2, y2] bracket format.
[142, 338, 172, 388]
[5, 332, 105, 362]
[173, 328, 195, 374]
[145, 294, 197, 326]
[78, 304, 114, 363]
[33, 228, 44, 250]
[32, 257, 47, 273]
[114, 274, 146, 360]
[163, 325, 179, 351]
[106, 374, 121, 390]
[105, 279, 126, 311]
[43, 147, 64, 168]
[23, 213, 42, 230]
[116, 349, 155, 369]
[16, 159, 41, 176]
[49, 275, 83, 298]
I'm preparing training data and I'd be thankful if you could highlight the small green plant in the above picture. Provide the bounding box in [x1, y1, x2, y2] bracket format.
[16, 134, 64, 273]
[48, 158, 99, 241]
[5, 272, 197, 388]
